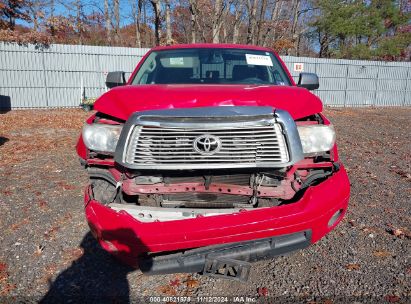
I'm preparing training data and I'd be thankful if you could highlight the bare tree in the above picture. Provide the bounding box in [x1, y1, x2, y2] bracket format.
[104, 0, 112, 44]
[27, 0, 47, 31]
[232, 0, 245, 43]
[290, 0, 301, 54]
[50, 0, 54, 18]
[150, 0, 161, 45]
[113, 0, 120, 44]
[188, 0, 198, 43]
[255, 0, 268, 45]
[291, 0, 300, 36]
[165, 0, 172, 44]
[212, 0, 223, 43]
[246, 0, 258, 44]
[74, 0, 83, 44]
[130, 0, 142, 47]
[48, 0, 56, 36]
[260, 0, 282, 47]
[0, 0, 31, 30]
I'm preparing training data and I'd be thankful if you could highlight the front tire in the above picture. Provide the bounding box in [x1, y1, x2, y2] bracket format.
[91, 178, 117, 205]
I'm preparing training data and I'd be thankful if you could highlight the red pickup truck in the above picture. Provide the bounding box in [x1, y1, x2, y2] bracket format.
[77, 44, 350, 281]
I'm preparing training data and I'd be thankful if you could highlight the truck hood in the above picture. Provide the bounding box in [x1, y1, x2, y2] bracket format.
[93, 84, 323, 120]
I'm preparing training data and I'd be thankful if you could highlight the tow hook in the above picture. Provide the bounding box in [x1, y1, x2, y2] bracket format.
[203, 258, 251, 282]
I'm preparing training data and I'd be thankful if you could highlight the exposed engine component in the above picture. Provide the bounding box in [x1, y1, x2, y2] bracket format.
[88, 166, 334, 209]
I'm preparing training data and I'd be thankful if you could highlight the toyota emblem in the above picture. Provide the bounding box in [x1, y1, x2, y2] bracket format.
[193, 135, 222, 155]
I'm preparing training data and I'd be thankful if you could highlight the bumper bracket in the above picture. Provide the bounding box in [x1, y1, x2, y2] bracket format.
[203, 258, 251, 282]
[138, 230, 311, 278]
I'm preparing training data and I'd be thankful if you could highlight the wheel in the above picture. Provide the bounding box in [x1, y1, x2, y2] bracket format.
[91, 178, 117, 205]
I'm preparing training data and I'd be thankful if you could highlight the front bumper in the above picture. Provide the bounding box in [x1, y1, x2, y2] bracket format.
[139, 230, 311, 277]
[84, 166, 350, 269]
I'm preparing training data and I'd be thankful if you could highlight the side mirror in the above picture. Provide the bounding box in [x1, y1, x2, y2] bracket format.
[106, 71, 126, 89]
[297, 72, 319, 90]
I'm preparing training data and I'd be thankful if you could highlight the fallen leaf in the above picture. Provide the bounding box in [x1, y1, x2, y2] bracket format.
[185, 277, 199, 289]
[345, 263, 360, 271]
[39, 263, 58, 284]
[0, 263, 6, 273]
[10, 218, 30, 231]
[393, 228, 404, 237]
[0, 283, 16, 296]
[385, 295, 400, 303]
[392, 169, 411, 180]
[35, 244, 45, 256]
[44, 226, 60, 239]
[157, 284, 177, 296]
[169, 278, 181, 287]
[37, 200, 48, 209]
[361, 226, 377, 233]
[257, 287, 269, 297]
[373, 250, 391, 258]
[44, 212, 73, 239]
[386, 227, 411, 239]
[0, 262, 8, 282]
[57, 181, 76, 190]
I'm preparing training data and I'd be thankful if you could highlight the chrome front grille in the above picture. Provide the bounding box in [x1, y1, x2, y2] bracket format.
[123, 124, 290, 169]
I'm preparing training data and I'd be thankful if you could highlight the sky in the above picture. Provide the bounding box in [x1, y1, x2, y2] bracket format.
[18, 0, 140, 27]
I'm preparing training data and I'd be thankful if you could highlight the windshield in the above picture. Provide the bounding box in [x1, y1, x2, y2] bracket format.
[131, 48, 292, 86]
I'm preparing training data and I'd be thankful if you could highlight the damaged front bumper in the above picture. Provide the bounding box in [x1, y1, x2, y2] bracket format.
[84, 166, 350, 274]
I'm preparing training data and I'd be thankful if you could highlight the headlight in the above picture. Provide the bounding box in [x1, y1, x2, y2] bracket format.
[297, 124, 336, 154]
[82, 123, 122, 153]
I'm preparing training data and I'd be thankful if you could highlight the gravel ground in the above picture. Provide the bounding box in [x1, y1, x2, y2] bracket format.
[0, 107, 410, 303]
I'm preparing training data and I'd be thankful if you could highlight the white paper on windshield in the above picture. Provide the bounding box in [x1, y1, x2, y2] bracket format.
[245, 54, 273, 66]
[169, 57, 184, 66]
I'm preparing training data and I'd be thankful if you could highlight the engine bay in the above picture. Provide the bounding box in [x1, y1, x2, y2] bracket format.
[88, 162, 336, 223]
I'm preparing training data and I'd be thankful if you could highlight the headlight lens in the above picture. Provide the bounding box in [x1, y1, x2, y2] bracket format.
[297, 124, 336, 154]
[82, 124, 122, 153]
